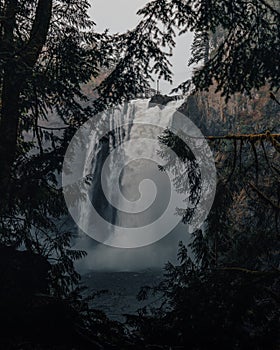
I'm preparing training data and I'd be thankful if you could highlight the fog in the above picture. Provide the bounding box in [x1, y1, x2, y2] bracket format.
[75, 223, 190, 272]
[73, 1, 195, 273]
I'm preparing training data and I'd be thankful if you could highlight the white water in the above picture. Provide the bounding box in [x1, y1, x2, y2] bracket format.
[77, 100, 186, 247]
[72, 98, 195, 271]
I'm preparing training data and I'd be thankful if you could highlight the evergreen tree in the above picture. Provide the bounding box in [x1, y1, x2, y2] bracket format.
[125, 1, 280, 348]
[0, 0, 173, 295]
[138, 0, 280, 98]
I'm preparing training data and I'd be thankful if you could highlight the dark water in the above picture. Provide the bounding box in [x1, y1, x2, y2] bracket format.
[82, 270, 163, 322]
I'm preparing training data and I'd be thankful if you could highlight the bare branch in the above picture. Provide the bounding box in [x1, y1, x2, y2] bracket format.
[249, 182, 280, 210]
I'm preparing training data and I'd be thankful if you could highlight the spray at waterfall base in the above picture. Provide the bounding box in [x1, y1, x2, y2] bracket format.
[62, 99, 216, 269]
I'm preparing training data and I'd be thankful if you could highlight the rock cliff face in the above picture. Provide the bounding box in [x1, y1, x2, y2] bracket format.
[178, 85, 280, 136]
[149, 94, 183, 107]
[177, 85, 280, 250]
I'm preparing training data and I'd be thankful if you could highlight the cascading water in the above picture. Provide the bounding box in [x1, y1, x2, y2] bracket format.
[63, 97, 216, 269]
[79, 98, 186, 248]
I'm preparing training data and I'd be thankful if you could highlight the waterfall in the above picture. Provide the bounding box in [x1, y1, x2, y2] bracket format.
[62, 97, 216, 269]
[79, 99, 186, 248]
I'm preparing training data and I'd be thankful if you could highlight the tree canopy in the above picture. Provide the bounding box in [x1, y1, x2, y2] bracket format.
[137, 0, 280, 98]
[0, 0, 279, 349]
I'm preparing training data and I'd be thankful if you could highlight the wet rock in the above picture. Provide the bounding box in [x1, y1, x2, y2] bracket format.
[149, 94, 183, 108]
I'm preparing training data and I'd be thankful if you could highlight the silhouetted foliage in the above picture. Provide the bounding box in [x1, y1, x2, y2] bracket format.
[0, 0, 280, 349]
[138, 0, 280, 98]
[124, 2, 280, 349]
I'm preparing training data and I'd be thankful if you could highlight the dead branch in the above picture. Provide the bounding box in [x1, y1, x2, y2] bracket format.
[249, 182, 280, 210]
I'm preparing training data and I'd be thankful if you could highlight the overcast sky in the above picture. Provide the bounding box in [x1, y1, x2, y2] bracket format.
[89, 0, 194, 94]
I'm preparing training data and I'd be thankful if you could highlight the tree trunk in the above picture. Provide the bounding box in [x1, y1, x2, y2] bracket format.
[204, 33, 210, 65]
[0, 0, 53, 192]
[0, 66, 21, 189]
[0, 0, 19, 191]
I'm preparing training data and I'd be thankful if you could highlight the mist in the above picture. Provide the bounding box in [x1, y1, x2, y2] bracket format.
[74, 223, 190, 272]
[68, 2, 195, 273]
